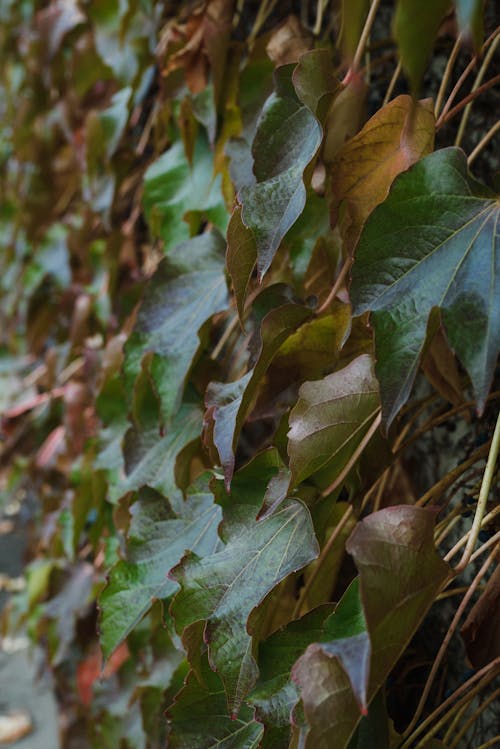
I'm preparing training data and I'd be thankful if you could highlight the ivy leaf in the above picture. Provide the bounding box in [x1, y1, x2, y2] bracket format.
[118, 367, 202, 509]
[287, 354, 380, 488]
[455, 0, 484, 50]
[350, 147, 500, 428]
[143, 137, 228, 250]
[293, 507, 449, 747]
[330, 95, 435, 254]
[167, 658, 263, 749]
[249, 605, 335, 749]
[124, 231, 229, 424]
[170, 455, 318, 715]
[393, 0, 451, 93]
[206, 302, 311, 488]
[226, 206, 257, 324]
[238, 58, 331, 279]
[99, 485, 222, 660]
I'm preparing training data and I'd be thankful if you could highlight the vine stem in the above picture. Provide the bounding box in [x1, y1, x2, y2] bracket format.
[454, 409, 500, 573]
[444, 506, 500, 562]
[472, 737, 500, 749]
[292, 504, 354, 619]
[434, 34, 463, 116]
[316, 255, 353, 314]
[436, 73, 500, 129]
[351, 0, 382, 74]
[468, 120, 500, 165]
[416, 441, 490, 507]
[402, 546, 498, 741]
[321, 410, 382, 497]
[382, 60, 402, 106]
[447, 687, 500, 749]
[455, 30, 500, 146]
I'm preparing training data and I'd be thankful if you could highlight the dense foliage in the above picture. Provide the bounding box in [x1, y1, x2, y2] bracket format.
[1, 1, 499, 747]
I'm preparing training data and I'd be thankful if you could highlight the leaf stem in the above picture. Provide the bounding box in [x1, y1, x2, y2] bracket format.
[351, 0, 382, 74]
[468, 120, 500, 165]
[292, 504, 354, 619]
[454, 409, 500, 573]
[444, 505, 500, 562]
[416, 441, 490, 507]
[436, 73, 500, 129]
[321, 410, 382, 497]
[434, 34, 463, 117]
[455, 30, 500, 146]
[382, 60, 402, 106]
[447, 687, 500, 749]
[316, 255, 353, 314]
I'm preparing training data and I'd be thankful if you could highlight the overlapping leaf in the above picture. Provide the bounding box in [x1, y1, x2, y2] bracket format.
[330, 95, 435, 253]
[288, 354, 380, 488]
[170, 454, 318, 715]
[293, 506, 449, 748]
[350, 147, 500, 427]
[99, 485, 222, 660]
[124, 231, 229, 423]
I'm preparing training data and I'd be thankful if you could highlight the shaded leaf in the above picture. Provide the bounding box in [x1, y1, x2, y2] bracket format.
[293, 507, 449, 748]
[238, 61, 327, 279]
[167, 658, 263, 748]
[351, 147, 499, 427]
[170, 455, 318, 714]
[287, 354, 380, 488]
[124, 231, 229, 423]
[206, 302, 311, 487]
[393, 0, 451, 93]
[330, 95, 435, 254]
[461, 562, 500, 668]
[226, 206, 257, 323]
[455, 0, 484, 50]
[99, 485, 222, 660]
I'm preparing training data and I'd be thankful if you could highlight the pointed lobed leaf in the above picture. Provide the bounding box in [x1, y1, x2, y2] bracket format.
[293, 506, 449, 748]
[350, 147, 500, 427]
[99, 486, 222, 660]
[330, 95, 435, 253]
[287, 354, 380, 488]
[393, 0, 451, 93]
[206, 302, 311, 488]
[124, 231, 229, 424]
[170, 461, 318, 715]
[238, 62, 325, 279]
[167, 658, 263, 749]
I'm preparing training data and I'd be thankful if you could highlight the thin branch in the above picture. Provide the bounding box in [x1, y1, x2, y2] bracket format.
[292, 504, 354, 619]
[351, 0, 382, 74]
[436, 74, 500, 129]
[321, 411, 382, 497]
[468, 120, 500, 165]
[403, 546, 498, 738]
[454, 409, 500, 573]
[434, 34, 463, 116]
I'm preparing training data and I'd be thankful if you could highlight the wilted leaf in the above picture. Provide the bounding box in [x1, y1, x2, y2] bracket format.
[206, 302, 311, 487]
[393, 0, 451, 92]
[330, 95, 435, 253]
[288, 354, 380, 488]
[124, 231, 229, 423]
[99, 485, 222, 660]
[167, 658, 263, 748]
[238, 60, 328, 279]
[351, 147, 499, 427]
[170, 454, 318, 714]
[143, 137, 228, 250]
[293, 507, 449, 747]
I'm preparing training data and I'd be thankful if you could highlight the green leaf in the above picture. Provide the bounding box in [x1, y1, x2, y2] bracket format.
[119, 367, 202, 509]
[238, 64, 323, 279]
[393, 0, 451, 93]
[206, 302, 311, 488]
[455, 0, 484, 50]
[170, 456, 319, 715]
[143, 137, 228, 250]
[167, 658, 263, 749]
[124, 231, 229, 424]
[249, 605, 335, 749]
[99, 485, 222, 660]
[350, 147, 499, 427]
[293, 506, 449, 748]
[287, 354, 380, 488]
